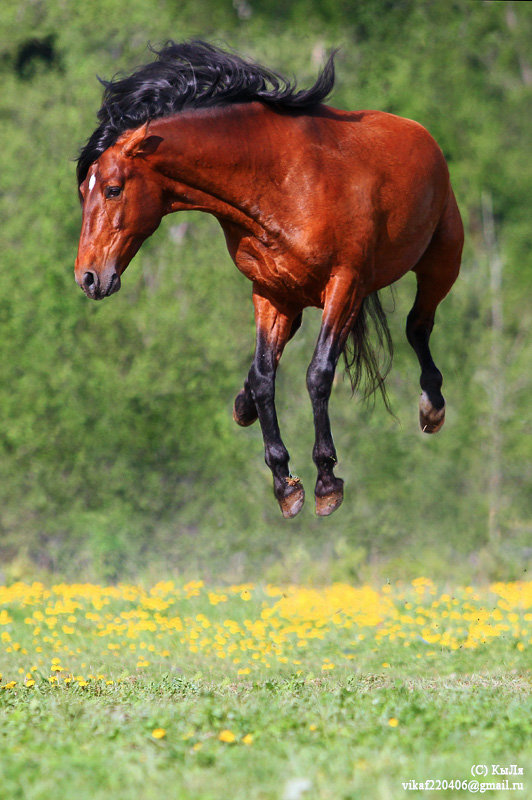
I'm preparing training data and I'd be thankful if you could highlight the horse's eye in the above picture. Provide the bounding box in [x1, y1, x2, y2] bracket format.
[104, 185, 122, 198]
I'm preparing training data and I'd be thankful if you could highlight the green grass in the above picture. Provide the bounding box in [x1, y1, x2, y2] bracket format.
[1, 579, 530, 798]
[1, 658, 530, 799]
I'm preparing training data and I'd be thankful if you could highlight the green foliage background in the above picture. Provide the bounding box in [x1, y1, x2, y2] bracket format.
[0, 0, 530, 583]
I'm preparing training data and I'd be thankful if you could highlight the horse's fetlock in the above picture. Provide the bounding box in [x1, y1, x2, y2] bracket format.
[312, 445, 337, 468]
[265, 443, 289, 469]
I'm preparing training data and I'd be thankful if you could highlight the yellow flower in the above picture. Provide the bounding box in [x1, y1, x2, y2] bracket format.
[388, 718, 399, 727]
[151, 728, 166, 739]
[242, 733, 253, 745]
[218, 729, 236, 743]
[26, 679, 35, 687]
[237, 667, 251, 675]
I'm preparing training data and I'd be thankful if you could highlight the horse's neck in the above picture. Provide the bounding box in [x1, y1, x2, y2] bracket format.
[150, 105, 280, 228]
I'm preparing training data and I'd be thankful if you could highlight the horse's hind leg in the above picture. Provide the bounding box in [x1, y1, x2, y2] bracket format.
[233, 311, 302, 427]
[406, 192, 463, 433]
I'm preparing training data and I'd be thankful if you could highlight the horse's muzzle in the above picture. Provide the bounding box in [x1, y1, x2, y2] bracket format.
[79, 270, 121, 300]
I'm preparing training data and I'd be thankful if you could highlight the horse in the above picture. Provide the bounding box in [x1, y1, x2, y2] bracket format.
[75, 40, 463, 519]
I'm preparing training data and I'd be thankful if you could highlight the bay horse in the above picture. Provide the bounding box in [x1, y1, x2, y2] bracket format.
[75, 41, 463, 519]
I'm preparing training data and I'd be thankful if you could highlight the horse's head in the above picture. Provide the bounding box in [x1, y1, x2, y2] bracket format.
[75, 124, 164, 300]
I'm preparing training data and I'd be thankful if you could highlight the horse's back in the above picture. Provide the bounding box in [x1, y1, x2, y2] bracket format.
[286, 106, 455, 287]
[314, 106, 450, 203]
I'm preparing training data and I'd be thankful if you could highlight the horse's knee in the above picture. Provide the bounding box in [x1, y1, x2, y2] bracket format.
[248, 363, 275, 405]
[306, 360, 335, 401]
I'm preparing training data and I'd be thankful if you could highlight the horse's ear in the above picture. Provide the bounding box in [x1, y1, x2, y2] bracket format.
[121, 123, 163, 158]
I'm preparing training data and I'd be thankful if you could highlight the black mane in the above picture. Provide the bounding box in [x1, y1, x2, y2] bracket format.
[77, 40, 336, 185]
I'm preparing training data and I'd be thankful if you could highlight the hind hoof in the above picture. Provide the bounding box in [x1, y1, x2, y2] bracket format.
[278, 478, 305, 519]
[419, 392, 445, 434]
[315, 484, 344, 517]
[233, 389, 258, 427]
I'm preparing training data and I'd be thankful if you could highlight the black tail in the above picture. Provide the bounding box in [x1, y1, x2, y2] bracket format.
[342, 291, 394, 411]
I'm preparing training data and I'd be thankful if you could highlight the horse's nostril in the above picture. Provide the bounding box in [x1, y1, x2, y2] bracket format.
[83, 271, 96, 288]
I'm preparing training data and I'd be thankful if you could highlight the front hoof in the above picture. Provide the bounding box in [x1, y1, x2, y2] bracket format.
[278, 477, 305, 519]
[419, 391, 445, 434]
[315, 479, 344, 517]
[233, 389, 258, 427]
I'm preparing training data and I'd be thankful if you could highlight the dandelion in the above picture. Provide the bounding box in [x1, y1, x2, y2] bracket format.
[388, 718, 399, 727]
[218, 729, 236, 743]
[0, 577, 529, 687]
[152, 728, 166, 739]
[242, 733, 253, 745]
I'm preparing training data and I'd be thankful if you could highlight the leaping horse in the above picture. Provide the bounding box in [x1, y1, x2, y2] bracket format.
[75, 41, 463, 519]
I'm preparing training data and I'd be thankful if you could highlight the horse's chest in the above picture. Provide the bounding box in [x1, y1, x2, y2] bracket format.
[227, 233, 323, 305]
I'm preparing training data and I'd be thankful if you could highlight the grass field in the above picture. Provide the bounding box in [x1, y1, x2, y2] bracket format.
[1, 579, 530, 799]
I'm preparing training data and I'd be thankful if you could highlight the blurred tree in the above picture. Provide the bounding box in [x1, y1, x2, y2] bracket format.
[0, 0, 529, 582]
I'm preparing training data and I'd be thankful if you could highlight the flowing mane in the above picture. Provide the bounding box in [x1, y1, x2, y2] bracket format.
[77, 40, 335, 184]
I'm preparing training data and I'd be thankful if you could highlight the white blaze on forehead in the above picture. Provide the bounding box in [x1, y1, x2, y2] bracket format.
[88, 174, 96, 192]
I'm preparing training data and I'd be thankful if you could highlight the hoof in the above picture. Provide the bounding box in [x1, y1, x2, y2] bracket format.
[419, 391, 445, 434]
[315, 482, 344, 517]
[278, 477, 305, 519]
[233, 389, 258, 427]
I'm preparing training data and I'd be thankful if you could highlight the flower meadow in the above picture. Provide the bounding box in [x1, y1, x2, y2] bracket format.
[1, 578, 530, 689]
[1, 578, 531, 800]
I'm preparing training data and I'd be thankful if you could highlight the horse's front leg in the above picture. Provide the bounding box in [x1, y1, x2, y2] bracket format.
[233, 312, 302, 428]
[307, 276, 362, 516]
[246, 290, 304, 518]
